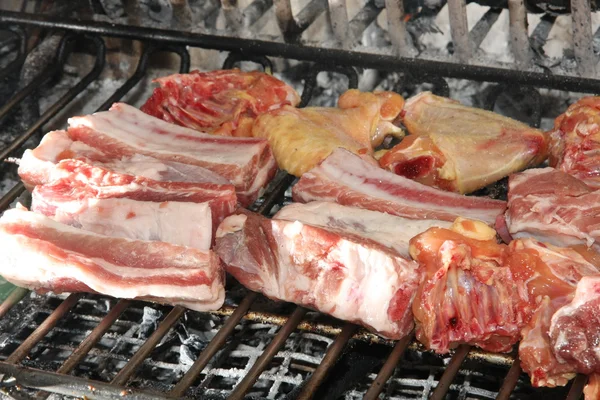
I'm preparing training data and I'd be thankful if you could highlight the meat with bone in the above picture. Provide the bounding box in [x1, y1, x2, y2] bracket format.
[252, 90, 405, 176]
[0, 207, 225, 311]
[549, 96, 600, 189]
[378, 92, 548, 194]
[292, 148, 506, 225]
[67, 103, 277, 206]
[31, 159, 237, 231]
[502, 167, 600, 249]
[409, 219, 532, 353]
[274, 201, 451, 258]
[214, 209, 422, 339]
[32, 189, 212, 250]
[505, 238, 599, 387]
[18, 130, 229, 189]
[140, 69, 301, 137]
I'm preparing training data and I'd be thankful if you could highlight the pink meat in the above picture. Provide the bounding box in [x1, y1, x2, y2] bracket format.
[67, 103, 277, 205]
[503, 167, 600, 249]
[0, 207, 225, 311]
[292, 148, 506, 225]
[214, 209, 422, 340]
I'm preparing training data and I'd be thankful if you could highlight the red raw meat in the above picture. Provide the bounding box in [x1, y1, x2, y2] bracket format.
[503, 167, 600, 250]
[409, 221, 532, 353]
[214, 209, 422, 340]
[292, 148, 506, 225]
[0, 207, 225, 311]
[67, 103, 277, 206]
[140, 69, 300, 137]
[549, 96, 600, 188]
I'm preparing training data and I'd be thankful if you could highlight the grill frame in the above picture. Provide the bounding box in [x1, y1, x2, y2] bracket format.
[0, 9, 595, 400]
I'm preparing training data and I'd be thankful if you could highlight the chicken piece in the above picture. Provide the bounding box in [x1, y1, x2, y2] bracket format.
[140, 69, 300, 137]
[409, 219, 532, 354]
[506, 239, 599, 387]
[252, 90, 405, 177]
[549, 96, 600, 189]
[379, 92, 548, 194]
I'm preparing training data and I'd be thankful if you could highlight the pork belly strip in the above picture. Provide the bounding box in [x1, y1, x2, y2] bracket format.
[503, 167, 600, 249]
[18, 130, 230, 188]
[0, 207, 225, 311]
[214, 209, 422, 339]
[292, 148, 506, 225]
[66, 103, 278, 204]
[32, 187, 212, 250]
[274, 201, 451, 258]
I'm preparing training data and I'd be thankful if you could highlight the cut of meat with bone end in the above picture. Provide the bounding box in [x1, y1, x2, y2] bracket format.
[503, 167, 600, 250]
[550, 275, 600, 375]
[380, 92, 548, 194]
[140, 69, 300, 137]
[214, 209, 422, 340]
[292, 148, 506, 225]
[36, 159, 237, 232]
[0, 207, 225, 311]
[549, 96, 600, 189]
[409, 222, 532, 354]
[274, 201, 451, 258]
[67, 102, 277, 205]
[32, 186, 213, 250]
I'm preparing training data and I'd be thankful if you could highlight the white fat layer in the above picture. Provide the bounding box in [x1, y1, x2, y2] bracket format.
[49, 198, 212, 250]
[216, 214, 248, 238]
[274, 201, 450, 258]
[68, 103, 263, 167]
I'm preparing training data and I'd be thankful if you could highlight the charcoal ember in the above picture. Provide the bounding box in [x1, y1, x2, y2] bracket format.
[97, 0, 126, 18]
[138, 307, 163, 339]
[179, 334, 209, 367]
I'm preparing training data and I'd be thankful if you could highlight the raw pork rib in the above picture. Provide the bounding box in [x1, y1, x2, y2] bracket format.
[549, 96, 600, 188]
[379, 92, 547, 194]
[274, 201, 451, 258]
[409, 220, 532, 353]
[141, 69, 300, 137]
[33, 159, 237, 230]
[0, 207, 224, 311]
[506, 238, 599, 387]
[67, 103, 277, 205]
[503, 167, 600, 249]
[252, 90, 405, 176]
[32, 189, 212, 250]
[18, 130, 229, 189]
[292, 148, 506, 225]
[214, 209, 422, 339]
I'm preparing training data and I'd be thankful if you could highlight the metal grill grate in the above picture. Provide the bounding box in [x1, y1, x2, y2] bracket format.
[0, 8, 596, 400]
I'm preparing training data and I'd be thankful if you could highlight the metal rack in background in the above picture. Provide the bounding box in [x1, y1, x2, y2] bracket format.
[0, 9, 596, 400]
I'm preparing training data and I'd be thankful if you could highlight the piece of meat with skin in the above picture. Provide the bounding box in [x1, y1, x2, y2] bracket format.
[292, 148, 506, 226]
[549, 275, 600, 375]
[67, 103, 277, 204]
[140, 69, 300, 137]
[32, 187, 212, 250]
[18, 130, 230, 189]
[36, 159, 237, 232]
[505, 238, 599, 387]
[503, 167, 600, 250]
[409, 221, 532, 354]
[549, 96, 600, 189]
[0, 207, 225, 311]
[214, 209, 422, 340]
[380, 92, 548, 194]
[585, 374, 600, 400]
[252, 90, 405, 176]
[274, 201, 451, 258]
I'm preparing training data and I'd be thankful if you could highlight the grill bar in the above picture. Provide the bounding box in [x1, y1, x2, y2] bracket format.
[429, 344, 472, 400]
[0, 287, 29, 319]
[5, 293, 83, 365]
[111, 306, 185, 386]
[297, 322, 359, 400]
[566, 374, 588, 400]
[363, 332, 414, 400]
[495, 356, 522, 400]
[0, 183, 25, 213]
[228, 306, 308, 399]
